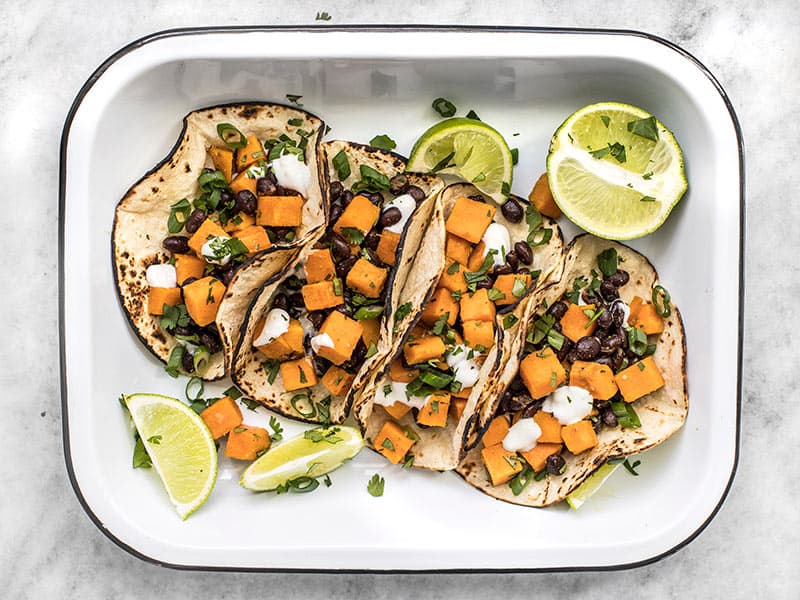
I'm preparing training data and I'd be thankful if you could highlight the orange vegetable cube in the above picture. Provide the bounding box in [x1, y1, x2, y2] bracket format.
[528, 172, 561, 219]
[420, 287, 459, 326]
[234, 225, 272, 254]
[519, 349, 566, 399]
[375, 420, 416, 464]
[333, 195, 380, 235]
[183, 276, 226, 327]
[482, 414, 510, 448]
[533, 410, 562, 444]
[417, 392, 451, 428]
[147, 287, 182, 315]
[445, 233, 473, 266]
[321, 365, 356, 397]
[481, 444, 523, 486]
[389, 360, 418, 383]
[403, 335, 446, 365]
[208, 147, 234, 182]
[439, 261, 468, 293]
[615, 356, 665, 403]
[520, 443, 563, 472]
[235, 135, 265, 170]
[316, 310, 364, 365]
[305, 248, 336, 283]
[301, 280, 343, 311]
[255, 318, 304, 360]
[463, 319, 495, 349]
[230, 170, 258, 196]
[360, 317, 381, 347]
[561, 420, 598, 454]
[200, 396, 242, 439]
[174, 254, 206, 285]
[376, 230, 401, 266]
[445, 196, 496, 243]
[560, 303, 597, 343]
[224, 212, 256, 233]
[460, 288, 496, 322]
[256, 196, 304, 227]
[225, 425, 271, 460]
[188, 219, 229, 255]
[492, 273, 532, 306]
[346, 258, 388, 298]
[628, 296, 665, 335]
[570, 360, 619, 400]
[279, 357, 318, 391]
[451, 398, 467, 420]
[467, 241, 488, 271]
[384, 401, 411, 420]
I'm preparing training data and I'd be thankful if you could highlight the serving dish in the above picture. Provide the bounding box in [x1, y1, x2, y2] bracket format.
[60, 26, 743, 571]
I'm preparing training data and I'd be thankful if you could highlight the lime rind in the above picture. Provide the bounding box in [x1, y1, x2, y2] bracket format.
[566, 462, 620, 510]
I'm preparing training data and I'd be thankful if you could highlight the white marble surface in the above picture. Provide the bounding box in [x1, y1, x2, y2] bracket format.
[1, 0, 797, 597]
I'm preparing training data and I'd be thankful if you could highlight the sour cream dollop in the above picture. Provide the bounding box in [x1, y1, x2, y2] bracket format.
[310, 332, 335, 353]
[146, 264, 177, 288]
[253, 308, 291, 346]
[374, 381, 429, 410]
[502, 417, 542, 452]
[382, 194, 416, 234]
[542, 386, 594, 425]
[201, 235, 232, 266]
[482, 222, 511, 268]
[446, 344, 482, 389]
[271, 153, 311, 197]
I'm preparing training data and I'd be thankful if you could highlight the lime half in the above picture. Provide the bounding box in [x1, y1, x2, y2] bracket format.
[124, 393, 217, 520]
[407, 117, 514, 203]
[240, 426, 363, 491]
[547, 102, 687, 240]
[566, 462, 620, 509]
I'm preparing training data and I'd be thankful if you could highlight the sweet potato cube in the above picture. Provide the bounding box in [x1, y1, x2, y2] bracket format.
[174, 254, 206, 286]
[208, 146, 234, 182]
[305, 248, 336, 283]
[528, 172, 561, 219]
[147, 287, 182, 315]
[445, 196, 496, 243]
[403, 335, 446, 365]
[301, 280, 343, 311]
[519, 349, 566, 399]
[230, 170, 258, 196]
[200, 396, 242, 439]
[234, 225, 272, 254]
[376, 230, 401, 266]
[493, 274, 532, 306]
[560, 303, 597, 343]
[333, 195, 380, 235]
[346, 258, 387, 298]
[561, 420, 598, 454]
[463, 319, 495, 349]
[225, 425, 271, 460]
[452, 384, 472, 399]
[360, 317, 381, 347]
[183, 276, 226, 327]
[533, 410, 562, 444]
[482, 414, 510, 448]
[451, 398, 467, 420]
[321, 365, 356, 397]
[235, 135, 265, 171]
[570, 360, 619, 400]
[256, 318, 304, 359]
[188, 219, 229, 255]
[615, 356, 665, 403]
[481, 444, 523, 486]
[417, 392, 451, 428]
[439, 261, 468, 293]
[279, 356, 318, 391]
[389, 360, 418, 383]
[224, 212, 256, 233]
[628, 296, 665, 335]
[375, 420, 415, 464]
[460, 288, 496, 322]
[520, 443, 563, 472]
[421, 287, 459, 326]
[316, 310, 364, 365]
[467, 241, 488, 271]
[257, 196, 304, 227]
[445, 233, 473, 265]
[384, 401, 411, 420]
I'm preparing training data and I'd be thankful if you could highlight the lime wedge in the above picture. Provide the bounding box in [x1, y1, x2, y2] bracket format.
[566, 462, 620, 509]
[240, 426, 363, 491]
[124, 393, 217, 520]
[547, 102, 687, 240]
[407, 117, 514, 203]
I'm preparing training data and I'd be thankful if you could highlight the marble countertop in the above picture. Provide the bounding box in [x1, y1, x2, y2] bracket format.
[3, 0, 797, 597]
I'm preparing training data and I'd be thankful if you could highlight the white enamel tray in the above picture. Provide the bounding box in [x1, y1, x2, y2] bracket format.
[60, 26, 742, 571]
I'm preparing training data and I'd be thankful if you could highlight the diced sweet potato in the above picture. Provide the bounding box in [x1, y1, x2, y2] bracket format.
[333, 195, 380, 235]
[467, 241, 488, 271]
[235, 135, 265, 171]
[482, 414, 510, 447]
[492, 274, 532, 306]
[174, 254, 206, 285]
[147, 287, 182, 315]
[533, 410, 562, 444]
[561, 420, 598, 454]
[200, 396, 242, 439]
[519, 349, 566, 399]
[560, 303, 597, 343]
[403, 335, 446, 365]
[208, 147, 234, 182]
[520, 443, 563, 472]
[452, 384, 472, 399]
[389, 360, 418, 383]
[321, 365, 356, 396]
[230, 170, 258, 196]
[225, 425, 271, 460]
[615, 356, 665, 403]
[279, 356, 318, 391]
[481, 443, 523, 486]
[416, 391, 451, 428]
[301, 281, 343, 311]
[445, 233, 473, 265]
[224, 212, 256, 233]
[305, 248, 336, 283]
[257, 196, 304, 227]
[255, 318, 304, 359]
[570, 360, 619, 400]
[188, 219, 229, 255]
[438, 261, 468, 293]
[384, 401, 411, 420]
[421, 287, 459, 326]
[375, 420, 416, 464]
[360, 317, 381, 347]
[628, 296, 665, 335]
[316, 310, 364, 365]
[376, 230, 401, 266]
[445, 196, 496, 243]
[528, 172, 561, 219]
[183, 276, 226, 327]
[463, 319, 495, 349]
[451, 398, 467, 420]
[346, 258, 388, 298]
[234, 225, 271, 254]
[460, 288, 496, 322]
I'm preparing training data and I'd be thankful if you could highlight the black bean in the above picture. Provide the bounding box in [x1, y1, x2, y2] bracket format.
[199, 330, 223, 354]
[552, 322, 563, 333]
[574, 336, 601, 360]
[329, 233, 351, 261]
[368, 192, 384, 206]
[288, 292, 305, 309]
[256, 177, 277, 196]
[328, 181, 344, 201]
[594, 356, 614, 368]
[307, 310, 327, 330]
[389, 174, 409, 195]
[335, 256, 358, 279]
[219, 266, 236, 287]
[600, 280, 619, 301]
[594, 328, 608, 342]
[597, 309, 614, 329]
[595, 400, 610, 412]
[220, 190, 234, 206]
[266, 172, 278, 185]
[181, 276, 198, 287]
[273, 227, 294, 241]
[516, 266, 530, 276]
[406, 185, 425, 202]
[606, 269, 630, 288]
[184, 209, 207, 234]
[181, 350, 195, 373]
[545, 453, 566, 476]
[475, 278, 493, 290]
[602, 409, 618, 427]
[520, 398, 544, 419]
[380, 206, 402, 227]
[600, 333, 624, 355]
[313, 356, 332, 376]
[162, 236, 190, 254]
[494, 263, 513, 276]
[271, 293, 289, 312]
[611, 349, 625, 371]
[513, 241, 533, 265]
[364, 231, 380, 250]
[547, 300, 568, 320]
[234, 190, 257, 215]
[565, 350, 579, 363]
[340, 340, 367, 371]
[611, 302, 626, 328]
[500, 391, 532, 414]
[335, 304, 352, 317]
[364, 248, 382, 265]
[509, 376, 526, 393]
[555, 338, 573, 362]
[500, 197, 524, 223]
[581, 290, 599, 305]
[329, 203, 343, 224]
[505, 252, 519, 271]
[340, 190, 354, 206]
[173, 325, 196, 337]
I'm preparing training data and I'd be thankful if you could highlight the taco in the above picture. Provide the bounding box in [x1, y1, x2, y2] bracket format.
[112, 103, 326, 381]
[457, 235, 687, 506]
[353, 183, 564, 471]
[230, 141, 444, 424]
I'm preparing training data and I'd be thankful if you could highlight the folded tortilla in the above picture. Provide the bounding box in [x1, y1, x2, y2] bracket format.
[457, 234, 688, 506]
[112, 103, 326, 380]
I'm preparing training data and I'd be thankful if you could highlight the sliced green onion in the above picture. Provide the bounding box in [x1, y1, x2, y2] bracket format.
[290, 394, 317, 419]
[652, 285, 672, 317]
[216, 123, 247, 148]
[354, 305, 383, 320]
[185, 377, 204, 402]
[192, 345, 211, 375]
